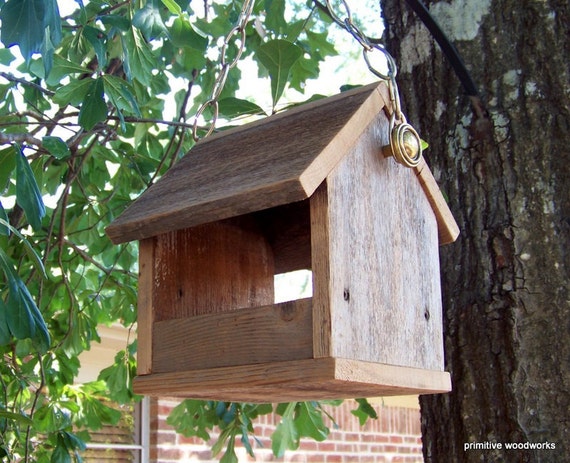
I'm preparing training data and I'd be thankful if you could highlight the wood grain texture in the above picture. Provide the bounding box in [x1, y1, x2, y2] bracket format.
[106, 82, 387, 244]
[133, 357, 451, 402]
[152, 218, 274, 321]
[152, 298, 312, 372]
[310, 183, 332, 358]
[325, 112, 445, 371]
[137, 239, 154, 375]
[254, 200, 311, 274]
[413, 158, 459, 245]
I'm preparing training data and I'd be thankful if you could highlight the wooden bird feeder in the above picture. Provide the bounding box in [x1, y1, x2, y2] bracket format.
[106, 82, 459, 403]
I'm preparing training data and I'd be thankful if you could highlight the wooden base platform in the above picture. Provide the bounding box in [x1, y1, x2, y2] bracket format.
[133, 358, 451, 403]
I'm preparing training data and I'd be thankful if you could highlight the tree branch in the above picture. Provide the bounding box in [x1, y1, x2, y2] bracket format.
[0, 132, 43, 147]
[0, 72, 55, 97]
[65, 239, 135, 278]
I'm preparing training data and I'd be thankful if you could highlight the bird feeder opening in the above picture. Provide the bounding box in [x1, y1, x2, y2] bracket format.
[274, 270, 313, 304]
[144, 198, 317, 375]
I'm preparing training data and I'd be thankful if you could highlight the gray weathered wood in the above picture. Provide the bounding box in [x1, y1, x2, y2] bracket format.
[106, 83, 386, 244]
[110, 81, 461, 401]
[325, 112, 444, 370]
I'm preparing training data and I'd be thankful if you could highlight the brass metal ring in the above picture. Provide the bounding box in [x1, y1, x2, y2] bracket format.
[388, 122, 422, 168]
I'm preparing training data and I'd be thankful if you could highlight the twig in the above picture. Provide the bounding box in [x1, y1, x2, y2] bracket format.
[0, 72, 55, 97]
[0, 132, 42, 147]
[24, 355, 46, 463]
[65, 239, 135, 278]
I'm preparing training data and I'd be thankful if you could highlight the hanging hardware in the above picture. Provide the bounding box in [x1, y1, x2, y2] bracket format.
[383, 119, 422, 168]
[322, 0, 422, 168]
[192, 0, 255, 142]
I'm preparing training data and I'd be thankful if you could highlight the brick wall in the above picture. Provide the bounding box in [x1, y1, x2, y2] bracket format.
[150, 398, 424, 463]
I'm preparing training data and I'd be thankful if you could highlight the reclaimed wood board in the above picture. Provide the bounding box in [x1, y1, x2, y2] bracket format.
[137, 239, 154, 375]
[152, 218, 274, 321]
[133, 358, 451, 403]
[107, 83, 386, 244]
[413, 158, 459, 244]
[152, 299, 313, 372]
[324, 111, 445, 370]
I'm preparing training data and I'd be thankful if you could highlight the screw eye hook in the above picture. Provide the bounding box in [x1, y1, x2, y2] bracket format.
[383, 122, 423, 168]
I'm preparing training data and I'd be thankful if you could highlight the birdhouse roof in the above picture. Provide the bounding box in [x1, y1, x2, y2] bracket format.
[106, 82, 458, 244]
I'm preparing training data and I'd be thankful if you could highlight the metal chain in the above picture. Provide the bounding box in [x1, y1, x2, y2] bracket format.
[192, 0, 255, 142]
[324, 0, 404, 124]
[324, 1, 423, 168]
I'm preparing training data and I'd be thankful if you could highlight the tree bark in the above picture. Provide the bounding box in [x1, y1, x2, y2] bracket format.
[380, 0, 569, 461]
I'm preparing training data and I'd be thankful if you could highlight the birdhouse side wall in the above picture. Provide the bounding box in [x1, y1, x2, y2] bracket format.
[325, 113, 445, 371]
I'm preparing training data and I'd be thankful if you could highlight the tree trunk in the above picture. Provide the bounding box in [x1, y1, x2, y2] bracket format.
[380, 0, 569, 461]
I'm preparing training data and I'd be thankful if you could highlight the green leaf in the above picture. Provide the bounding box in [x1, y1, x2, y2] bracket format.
[27, 285, 50, 351]
[6, 277, 35, 340]
[296, 402, 329, 441]
[41, 27, 55, 78]
[218, 97, 266, 119]
[123, 27, 156, 86]
[2, 271, 49, 349]
[53, 78, 93, 106]
[44, 0, 62, 46]
[0, 48, 15, 66]
[166, 400, 213, 441]
[306, 30, 338, 58]
[170, 15, 208, 50]
[0, 0, 45, 61]
[35, 404, 72, 433]
[271, 402, 299, 457]
[0, 217, 46, 278]
[78, 77, 107, 131]
[161, 0, 182, 15]
[0, 204, 8, 236]
[264, 0, 287, 34]
[351, 398, 378, 426]
[83, 25, 107, 69]
[16, 149, 45, 230]
[100, 14, 131, 32]
[43, 136, 70, 160]
[0, 410, 33, 426]
[219, 434, 238, 463]
[103, 75, 141, 131]
[50, 55, 91, 78]
[102, 75, 141, 116]
[97, 350, 137, 403]
[50, 435, 71, 463]
[133, 1, 168, 40]
[256, 39, 303, 109]
[0, 145, 16, 191]
[0, 298, 12, 345]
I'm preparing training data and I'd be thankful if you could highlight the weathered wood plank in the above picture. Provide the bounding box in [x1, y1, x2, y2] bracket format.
[152, 218, 274, 321]
[106, 82, 387, 244]
[133, 358, 451, 402]
[137, 239, 154, 375]
[255, 200, 311, 274]
[310, 183, 332, 358]
[413, 158, 460, 245]
[152, 299, 313, 372]
[325, 112, 445, 370]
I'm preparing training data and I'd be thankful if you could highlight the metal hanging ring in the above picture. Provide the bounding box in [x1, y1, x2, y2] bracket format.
[325, 0, 351, 27]
[363, 44, 397, 81]
[388, 122, 423, 168]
